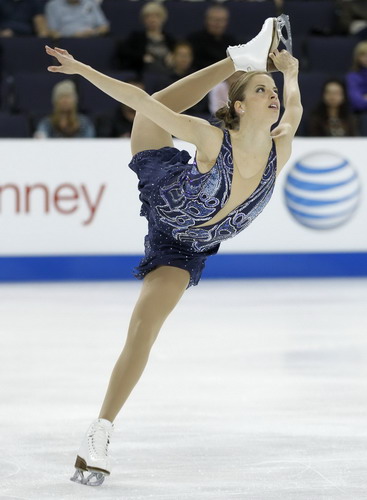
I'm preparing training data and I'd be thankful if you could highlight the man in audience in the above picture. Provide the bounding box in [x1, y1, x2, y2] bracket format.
[0, 0, 48, 37]
[45, 0, 109, 38]
[188, 5, 237, 70]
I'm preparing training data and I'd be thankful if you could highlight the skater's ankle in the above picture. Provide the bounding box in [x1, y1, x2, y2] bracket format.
[97, 415, 114, 425]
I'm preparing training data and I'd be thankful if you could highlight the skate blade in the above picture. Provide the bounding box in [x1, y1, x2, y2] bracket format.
[70, 468, 106, 486]
[267, 19, 280, 72]
[276, 14, 293, 54]
[71, 457, 108, 487]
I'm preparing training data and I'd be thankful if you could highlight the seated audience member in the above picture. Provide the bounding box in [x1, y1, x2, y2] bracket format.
[0, 0, 48, 37]
[34, 80, 95, 138]
[308, 79, 358, 137]
[168, 41, 208, 118]
[336, 0, 367, 39]
[346, 41, 367, 113]
[118, 2, 175, 76]
[96, 80, 144, 138]
[188, 5, 237, 70]
[169, 41, 194, 81]
[45, 0, 109, 38]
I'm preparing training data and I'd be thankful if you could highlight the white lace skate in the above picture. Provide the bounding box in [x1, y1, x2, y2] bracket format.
[70, 418, 114, 487]
[227, 14, 293, 72]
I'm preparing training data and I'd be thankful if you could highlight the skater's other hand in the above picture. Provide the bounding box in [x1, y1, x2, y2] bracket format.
[269, 49, 298, 74]
[45, 46, 81, 75]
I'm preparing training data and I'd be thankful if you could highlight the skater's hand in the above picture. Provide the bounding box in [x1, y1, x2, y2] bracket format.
[269, 49, 298, 74]
[45, 45, 82, 75]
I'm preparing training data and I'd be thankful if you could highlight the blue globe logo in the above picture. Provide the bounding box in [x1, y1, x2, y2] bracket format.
[284, 152, 361, 230]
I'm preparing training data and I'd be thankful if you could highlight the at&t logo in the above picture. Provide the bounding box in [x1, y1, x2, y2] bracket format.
[284, 152, 361, 230]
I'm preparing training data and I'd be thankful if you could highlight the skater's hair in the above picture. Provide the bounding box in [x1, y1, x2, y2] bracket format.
[215, 71, 271, 130]
[351, 41, 367, 71]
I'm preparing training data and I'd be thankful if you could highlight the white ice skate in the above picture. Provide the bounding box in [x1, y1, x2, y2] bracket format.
[227, 14, 293, 72]
[70, 418, 114, 486]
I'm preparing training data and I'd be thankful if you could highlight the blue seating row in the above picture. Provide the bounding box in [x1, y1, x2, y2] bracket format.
[0, 34, 359, 77]
[0, 70, 354, 138]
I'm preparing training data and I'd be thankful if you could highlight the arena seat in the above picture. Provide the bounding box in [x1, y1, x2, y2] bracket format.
[164, 1, 208, 39]
[55, 37, 117, 71]
[306, 36, 358, 73]
[101, 0, 141, 37]
[284, 1, 336, 36]
[0, 112, 30, 138]
[0, 37, 53, 75]
[226, 1, 276, 41]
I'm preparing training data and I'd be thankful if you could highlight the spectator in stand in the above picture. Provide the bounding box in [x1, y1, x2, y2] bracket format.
[307, 79, 358, 137]
[188, 5, 237, 70]
[45, 0, 109, 39]
[346, 41, 367, 114]
[96, 81, 144, 138]
[0, 0, 48, 37]
[117, 2, 175, 77]
[169, 42, 194, 81]
[168, 41, 208, 118]
[34, 80, 95, 138]
[336, 0, 367, 39]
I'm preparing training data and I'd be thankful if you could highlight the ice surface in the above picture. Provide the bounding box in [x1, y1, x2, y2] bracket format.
[1, 279, 367, 499]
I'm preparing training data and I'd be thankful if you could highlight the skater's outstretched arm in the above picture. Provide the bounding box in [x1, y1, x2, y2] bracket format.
[269, 49, 302, 174]
[45, 46, 221, 160]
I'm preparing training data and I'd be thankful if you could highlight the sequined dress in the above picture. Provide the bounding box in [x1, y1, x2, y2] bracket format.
[129, 129, 277, 287]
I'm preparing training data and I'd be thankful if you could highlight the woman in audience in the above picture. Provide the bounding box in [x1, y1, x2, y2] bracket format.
[34, 80, 95, 138]
[308, 78, 358, 136]
[346, 41, 367, 113]
[117, 2, 175, 76]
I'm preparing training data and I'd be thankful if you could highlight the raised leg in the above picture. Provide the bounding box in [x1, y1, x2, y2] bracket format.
[130, 57, 236, 155]
[98, 266, 190, 423]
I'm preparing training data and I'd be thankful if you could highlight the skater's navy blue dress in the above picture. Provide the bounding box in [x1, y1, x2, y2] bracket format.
[129, 129, 277, 287]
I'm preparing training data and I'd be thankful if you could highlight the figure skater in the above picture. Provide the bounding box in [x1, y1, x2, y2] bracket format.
[45, 15, 301, 487]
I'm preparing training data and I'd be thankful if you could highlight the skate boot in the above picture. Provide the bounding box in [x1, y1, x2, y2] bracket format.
[227, 14, 292, 72]
[70, 418, 114, 486]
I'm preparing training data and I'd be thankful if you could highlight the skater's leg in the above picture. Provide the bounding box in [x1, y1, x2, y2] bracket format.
[130, 58, 235, 155]
[152, 57, 235, 114]
[98, 266, 190, 423]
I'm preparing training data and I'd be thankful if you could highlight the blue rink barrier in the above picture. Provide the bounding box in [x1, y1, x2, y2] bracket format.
[0, 253, 366, 282]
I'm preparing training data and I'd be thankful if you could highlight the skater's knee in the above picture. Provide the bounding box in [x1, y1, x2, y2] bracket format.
[151, 90, 163, 102]
[126, 318, 161, 352]
[151, 89, 172, 106]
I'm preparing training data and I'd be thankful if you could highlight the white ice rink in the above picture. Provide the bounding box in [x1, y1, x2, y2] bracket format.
[1, 278, 367, 500]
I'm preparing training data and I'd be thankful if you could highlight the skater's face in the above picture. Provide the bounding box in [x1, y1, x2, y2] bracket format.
[239, 74, 280, 123]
